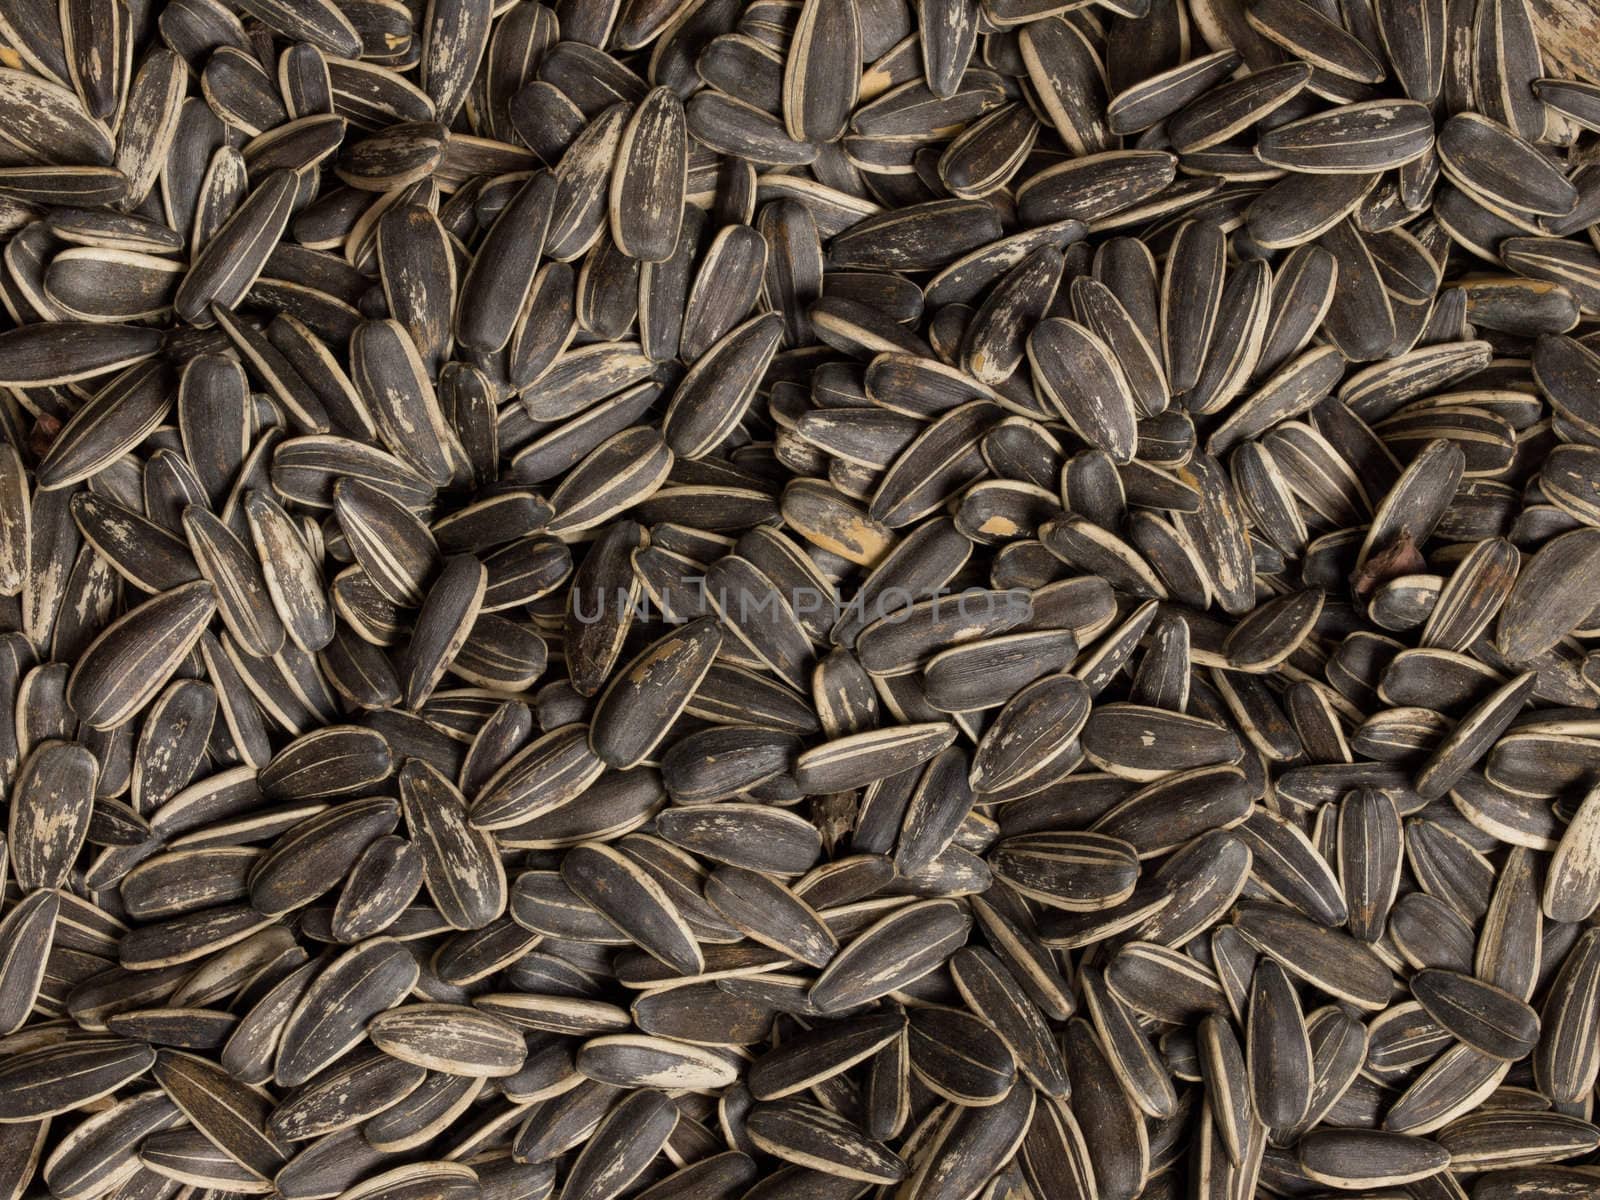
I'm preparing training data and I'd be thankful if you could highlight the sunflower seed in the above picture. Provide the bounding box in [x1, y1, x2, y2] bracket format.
[1298, 1128, 1451, 1187]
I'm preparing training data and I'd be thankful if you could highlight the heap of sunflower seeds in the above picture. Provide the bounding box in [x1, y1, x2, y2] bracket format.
[3, 0, 1600, 1196]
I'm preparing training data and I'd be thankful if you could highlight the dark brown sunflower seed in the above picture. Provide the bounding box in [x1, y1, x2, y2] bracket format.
[807, 898, 970, 1013]
[1234, 902, 1395, 1009]
[1297, 1128, 1451, 1187]
[1257, 100, 1435, 173]
[65, 581, 216, 731]
[401, 758, 505, 931]
[0, 1039, 157, 1121]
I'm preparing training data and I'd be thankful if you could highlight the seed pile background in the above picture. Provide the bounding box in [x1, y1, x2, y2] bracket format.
[0, 0, 1599, 1196]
